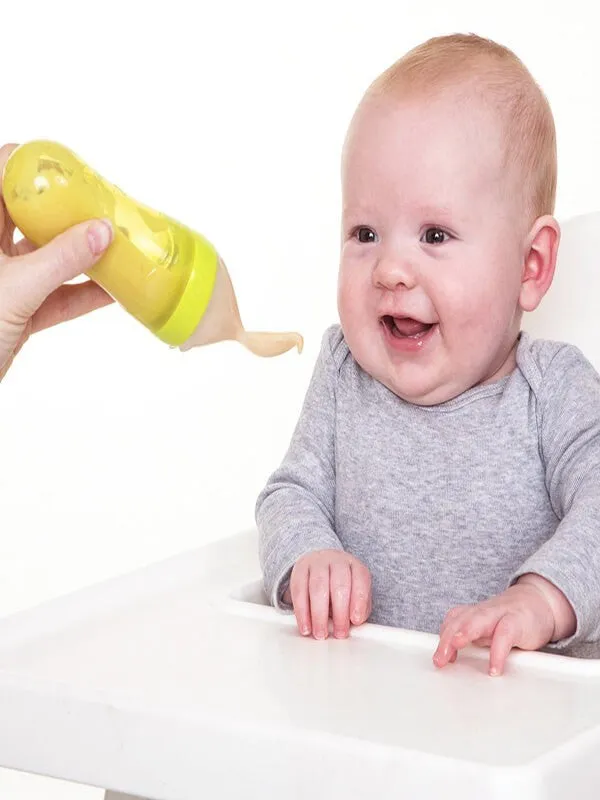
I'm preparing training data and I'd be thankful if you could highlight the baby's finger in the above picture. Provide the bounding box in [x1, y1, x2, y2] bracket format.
[290, 562, 311, 636]
[330, 561, 351, 638]
[433, 637, 458, 668]
[489, 614, 520, 677]
[451, 612, 497, 652]
[349, 560, 371, 625]
[309, 563, 331, 640]
[433, 607, 468, 667]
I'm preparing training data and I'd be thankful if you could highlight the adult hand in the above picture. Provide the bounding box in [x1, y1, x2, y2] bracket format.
[0, 143, 114, 380]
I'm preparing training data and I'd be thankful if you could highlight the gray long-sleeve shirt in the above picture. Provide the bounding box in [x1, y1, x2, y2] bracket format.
[256, 324, 600, 657]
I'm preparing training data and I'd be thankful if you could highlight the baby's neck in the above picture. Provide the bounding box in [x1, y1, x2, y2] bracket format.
[478, 332, 521, 389]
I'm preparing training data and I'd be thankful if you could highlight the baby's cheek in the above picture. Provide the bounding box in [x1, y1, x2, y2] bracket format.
[445, 279, 502, 339]
[337, 277, 354, 317]
[338, 270, 372, 328]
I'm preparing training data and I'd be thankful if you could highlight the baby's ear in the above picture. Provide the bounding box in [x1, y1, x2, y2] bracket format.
[519, 215, 561, 312]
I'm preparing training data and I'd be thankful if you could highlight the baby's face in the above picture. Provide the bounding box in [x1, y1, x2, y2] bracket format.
[338, 91, 529, 405]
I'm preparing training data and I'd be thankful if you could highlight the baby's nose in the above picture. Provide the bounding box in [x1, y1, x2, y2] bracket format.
[373, 254, 418, 290]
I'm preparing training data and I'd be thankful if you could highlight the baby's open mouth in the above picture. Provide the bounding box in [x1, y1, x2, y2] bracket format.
[381, 315, 434, 339]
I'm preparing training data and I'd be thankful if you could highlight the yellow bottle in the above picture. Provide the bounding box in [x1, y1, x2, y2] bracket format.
[2, 140, 303, 357]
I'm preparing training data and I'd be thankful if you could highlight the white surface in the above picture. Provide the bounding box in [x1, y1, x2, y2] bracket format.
[104, 795, 140, 800]
[0, 772, 98, 800]
[0, 529, 599, 800]
[1, 1, 600, 798]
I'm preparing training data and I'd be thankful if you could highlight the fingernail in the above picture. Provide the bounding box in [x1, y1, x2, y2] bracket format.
[350, 610, 361, 624]
[489, 667, 499, 677]
[88, 219, 113, 255]
[314, 629, 326, 640]
[334, 628, 347, 639]
[301, 626, 310, 636]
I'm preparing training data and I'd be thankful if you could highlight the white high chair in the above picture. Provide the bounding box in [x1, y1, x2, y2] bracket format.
[0, 213, 599, 800]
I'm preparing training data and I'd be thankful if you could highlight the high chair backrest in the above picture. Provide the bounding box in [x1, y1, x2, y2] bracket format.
[523, 212, 600, 370]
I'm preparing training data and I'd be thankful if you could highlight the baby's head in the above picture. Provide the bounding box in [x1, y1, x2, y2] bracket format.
[337, 33, 559, 406]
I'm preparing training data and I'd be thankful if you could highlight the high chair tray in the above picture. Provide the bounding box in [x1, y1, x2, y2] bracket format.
[0, 528, 598, 799]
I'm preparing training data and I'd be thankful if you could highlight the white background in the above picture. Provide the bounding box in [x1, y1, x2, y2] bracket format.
[0, 0, 598, 796]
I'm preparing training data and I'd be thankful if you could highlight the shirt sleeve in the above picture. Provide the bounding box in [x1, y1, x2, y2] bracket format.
[512, 344, 600, 650]
[256, 326, 344, 609]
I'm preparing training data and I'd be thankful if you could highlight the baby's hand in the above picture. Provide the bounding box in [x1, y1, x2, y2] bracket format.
[283, 549, 372, 640]
[433, 574, 576, 676]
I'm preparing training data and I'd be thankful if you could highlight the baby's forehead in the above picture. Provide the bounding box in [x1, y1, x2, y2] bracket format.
[348, 98, 506, 179]
[347, 85, 522, 189]
[354, 84, 504, 142]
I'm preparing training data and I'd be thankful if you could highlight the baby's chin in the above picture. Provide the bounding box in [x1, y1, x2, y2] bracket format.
[373, 365, 468, 407]
[343, 327, 470, 406]
[381, 376, 458, 406]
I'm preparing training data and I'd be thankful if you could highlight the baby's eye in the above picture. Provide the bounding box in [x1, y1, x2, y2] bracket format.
[422, 227, 451, 245]
[353, 226, 377, 244]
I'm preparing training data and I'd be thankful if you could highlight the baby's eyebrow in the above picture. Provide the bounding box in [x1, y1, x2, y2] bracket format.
[342, 203, 466, 228]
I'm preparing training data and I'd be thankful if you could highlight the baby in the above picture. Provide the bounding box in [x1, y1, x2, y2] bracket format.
[256, 33, 600, 676]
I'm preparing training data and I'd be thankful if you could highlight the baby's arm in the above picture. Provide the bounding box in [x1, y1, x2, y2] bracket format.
[436, 344, 600, 674]
[256, 327, 372, 638]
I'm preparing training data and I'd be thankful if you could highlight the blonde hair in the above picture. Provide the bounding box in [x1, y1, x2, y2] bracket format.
[366, 33, 557, 224]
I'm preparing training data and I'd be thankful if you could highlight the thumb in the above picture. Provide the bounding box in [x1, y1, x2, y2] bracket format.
[7, 219, 113, 319]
